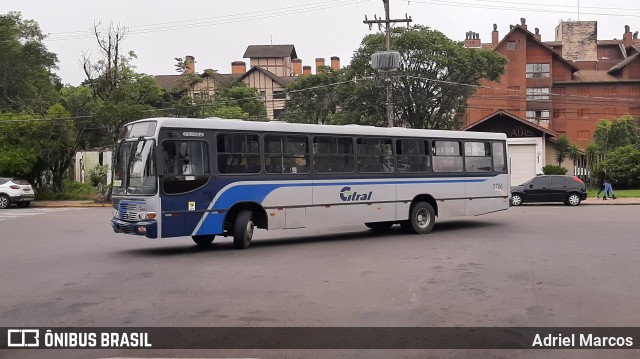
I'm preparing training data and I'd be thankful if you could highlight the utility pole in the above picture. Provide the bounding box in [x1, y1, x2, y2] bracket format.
[364, 0, 412, 127]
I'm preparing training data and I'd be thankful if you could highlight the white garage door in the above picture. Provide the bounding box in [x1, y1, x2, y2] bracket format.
[509, 144, 536, 186]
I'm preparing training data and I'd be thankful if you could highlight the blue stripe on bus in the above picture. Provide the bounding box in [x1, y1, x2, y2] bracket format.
[194, 177, 489, 236]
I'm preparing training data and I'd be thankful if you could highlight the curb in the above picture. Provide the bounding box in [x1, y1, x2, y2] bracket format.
[31, 202, 111, 208]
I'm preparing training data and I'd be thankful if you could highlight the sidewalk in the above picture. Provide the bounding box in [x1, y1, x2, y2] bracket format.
[581, 197, 640, 205]
[31, 200, 110, 208]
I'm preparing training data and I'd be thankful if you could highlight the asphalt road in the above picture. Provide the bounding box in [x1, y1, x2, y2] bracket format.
[1, 205, 639, 359]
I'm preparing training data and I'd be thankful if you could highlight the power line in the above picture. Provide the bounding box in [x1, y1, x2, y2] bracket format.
[46, 1, 366, 42]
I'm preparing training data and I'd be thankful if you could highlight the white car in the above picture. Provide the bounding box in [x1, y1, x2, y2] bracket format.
[0, 178, 35, 209]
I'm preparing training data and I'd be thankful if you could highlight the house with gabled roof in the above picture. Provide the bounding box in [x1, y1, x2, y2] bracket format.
[464, 19, 640, 151]
[155, 47, 342, 120]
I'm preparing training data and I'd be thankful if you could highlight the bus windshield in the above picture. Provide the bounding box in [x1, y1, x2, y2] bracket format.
[112, 139, 157, 195]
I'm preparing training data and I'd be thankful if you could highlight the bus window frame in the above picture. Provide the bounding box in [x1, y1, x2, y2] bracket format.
[160, 138, 212, 196]
[215, 131, 263, 176]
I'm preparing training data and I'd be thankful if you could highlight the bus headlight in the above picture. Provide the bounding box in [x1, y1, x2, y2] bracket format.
[137, 211, 156, 221]
[113, 209, 118, 218]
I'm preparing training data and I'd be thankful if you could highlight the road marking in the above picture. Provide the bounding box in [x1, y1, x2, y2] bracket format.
[0, 208, 81, 222]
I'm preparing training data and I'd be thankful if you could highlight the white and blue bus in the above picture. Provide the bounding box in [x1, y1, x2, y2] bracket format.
[111, 117, 510, 249]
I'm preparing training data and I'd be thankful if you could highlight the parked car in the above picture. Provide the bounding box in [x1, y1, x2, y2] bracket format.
[510, 175, 587, 206]
[0, 178, 35, 209]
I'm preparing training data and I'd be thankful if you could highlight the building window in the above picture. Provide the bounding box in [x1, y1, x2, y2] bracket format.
[553, 109, 566, 118]
[553, 87, 566, 95]
[476, 87, 492, 95]
[630, 86, 640, 95]
[525, 64, 550, 78]
[577, 130, 590, 140]
[273, 108, 284, 120]
[629, 108, 640, 115]
[273, 91, 287, 100]
[578, 108, 590, 118]
[526, 87, 550, 100]
[605, 108, 616, 116]
[507, 41, 516, 50]
[507, 86, 520, 96]
[604, 87, 616, 95]
[526, 110, 550, 122]
[578, 88, 590, 96]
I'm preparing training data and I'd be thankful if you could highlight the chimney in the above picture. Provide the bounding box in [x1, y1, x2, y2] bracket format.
[330, 56, 340, 71]
[464, 31, 481, 48]
[520, 17, 527, 31]
[231, 61, 246, 75]
[303, 65, 312, 76]
[315, 57, 325, 74]
[623, 25, 632, 48]
[491, 24, 499, 48]
[534, 28, 541, 42]
[292, 58, 303, 76]
[185, 55, 195, 75]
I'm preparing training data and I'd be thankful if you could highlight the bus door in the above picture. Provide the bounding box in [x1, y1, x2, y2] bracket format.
[158, 135, 214, 238]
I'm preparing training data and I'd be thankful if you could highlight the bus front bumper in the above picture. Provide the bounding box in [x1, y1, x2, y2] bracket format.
[111, 218, 158, 238]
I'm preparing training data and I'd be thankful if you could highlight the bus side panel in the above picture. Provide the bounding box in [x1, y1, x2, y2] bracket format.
[465, 174, 510, 216]
[262, 184, 313, 229]
[395, 178, 466, 219]
[310, 180, 396, 226]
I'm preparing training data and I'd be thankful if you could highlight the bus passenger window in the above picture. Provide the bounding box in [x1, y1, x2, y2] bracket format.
[313, 136, 355, 173]
[464, 141, 492, 172]
[492, 142, 507, 173]
[432, 141, 463, 172]
[264, 135, 309, 174]
[217, 133, 261, 174]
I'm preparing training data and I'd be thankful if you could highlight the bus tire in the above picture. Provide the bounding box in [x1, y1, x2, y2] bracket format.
[404, 201, 435, 234]
[365, 222, 394, 232]
[233, 210, 255, 249]
[192, 235, 215, 247]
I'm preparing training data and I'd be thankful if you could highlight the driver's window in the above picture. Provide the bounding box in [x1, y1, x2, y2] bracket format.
[162, 140, 210, 195]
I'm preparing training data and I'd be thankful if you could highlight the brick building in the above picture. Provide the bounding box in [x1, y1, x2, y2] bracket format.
[464, 19, 640, 149]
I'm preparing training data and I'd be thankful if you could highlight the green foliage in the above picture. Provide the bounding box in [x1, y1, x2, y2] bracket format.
[345, 25, 507, 129]
[215, 84, 267, 120]
[0, 12, 61, 114]
[88, 164, 109, 186]
[35, 180, 96, 200]
[555, 134, 570, 165]
[283, 67, 343, 124]
[593, 116, 639, 151]
[542, 165, 568, 175]
[601, 144, 640, 188]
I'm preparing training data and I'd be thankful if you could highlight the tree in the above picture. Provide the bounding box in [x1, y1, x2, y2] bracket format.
[174, 57, 202, 100]
[0, 12, 60, 113]
[555, 134, 571, 165]
[601, 144, 640, 188]
[283, 67, 343, 124]
[346, 25, 507, 129]
[82, 22, 163, 146]
[593, 116, 639, 152]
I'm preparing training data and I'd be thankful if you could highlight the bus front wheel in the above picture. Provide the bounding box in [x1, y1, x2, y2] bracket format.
[402, 202, 435, 234]
[192, 235, 215, 247]
[233, 210, 255, 249]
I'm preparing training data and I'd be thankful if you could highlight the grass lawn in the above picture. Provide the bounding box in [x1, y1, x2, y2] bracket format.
[587, 188, 640, 198]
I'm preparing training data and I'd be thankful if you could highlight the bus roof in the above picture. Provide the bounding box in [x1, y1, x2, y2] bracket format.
[129, 117, 507, 140]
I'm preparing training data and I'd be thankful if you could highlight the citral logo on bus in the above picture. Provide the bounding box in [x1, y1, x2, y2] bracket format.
[339, 187, 373, 202]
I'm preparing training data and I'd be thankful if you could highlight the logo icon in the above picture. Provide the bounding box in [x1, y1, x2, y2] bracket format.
[7, 329, 39, 347]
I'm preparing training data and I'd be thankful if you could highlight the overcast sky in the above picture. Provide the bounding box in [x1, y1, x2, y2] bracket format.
[2, 0, 638, 85]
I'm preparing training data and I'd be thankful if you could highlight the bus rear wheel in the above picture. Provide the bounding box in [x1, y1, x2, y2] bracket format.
[192, 235, 215, 247]
[365, 222, 394, 232]
[402, 202, 435, 234]
[233, 210, 255, 249]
